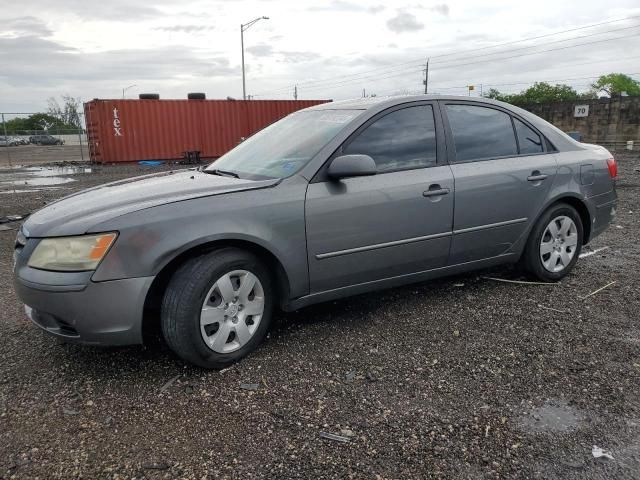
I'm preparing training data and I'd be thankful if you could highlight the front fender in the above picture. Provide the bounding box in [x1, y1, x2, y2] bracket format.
[90, 182, 310, 298]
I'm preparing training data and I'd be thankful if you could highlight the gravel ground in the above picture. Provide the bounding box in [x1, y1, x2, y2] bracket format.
[0, 154, 639, 479]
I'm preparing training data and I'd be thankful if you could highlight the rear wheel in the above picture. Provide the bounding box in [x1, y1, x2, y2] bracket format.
[161, 248, 274, 368]
[522, 203, 583, 281]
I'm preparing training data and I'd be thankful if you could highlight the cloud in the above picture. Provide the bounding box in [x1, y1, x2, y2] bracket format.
[431, 3, 449, 16]
[309, 1, 385, 13]
[1, 17, 53, 37]
[387, 12, 424, 33]
[277, 51, 322, 63]
[154, 25, 214, 33]
[369, 5, 386, 14]
[0, 35, 235, 88]
[246, 44, 274, 57]
[4, 0, 640, 111]
[18, 0, 165, 21]
[406, 3, 449, 15]
[246, 44, 320, 63]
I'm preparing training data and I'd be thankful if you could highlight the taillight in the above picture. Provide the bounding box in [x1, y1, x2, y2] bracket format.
[606, 158, 618, 179]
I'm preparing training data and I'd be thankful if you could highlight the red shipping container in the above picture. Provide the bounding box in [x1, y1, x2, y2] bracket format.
[83, 98, 329, 163]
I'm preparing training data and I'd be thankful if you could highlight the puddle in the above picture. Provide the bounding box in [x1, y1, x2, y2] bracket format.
[0, 188, 67, 194]
[0, 165, 92, 192]
[519, 400, 585, 433]
[6, 177, 76, 186]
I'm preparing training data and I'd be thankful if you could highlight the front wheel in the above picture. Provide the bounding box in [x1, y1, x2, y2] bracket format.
[522, 203, 583, 282]
[161, 248, 274, 369]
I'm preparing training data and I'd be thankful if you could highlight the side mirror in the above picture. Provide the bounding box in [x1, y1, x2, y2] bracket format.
[327, 154, 377, 179]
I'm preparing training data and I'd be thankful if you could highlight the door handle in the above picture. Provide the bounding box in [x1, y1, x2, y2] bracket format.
[527, 172, 548, 182]
[423, 186, 450, 197]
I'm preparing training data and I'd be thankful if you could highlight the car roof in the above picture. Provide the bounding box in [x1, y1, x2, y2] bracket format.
[303, 94, 511, 111]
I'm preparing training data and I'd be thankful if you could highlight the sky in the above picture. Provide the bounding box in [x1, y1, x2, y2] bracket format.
[1, 0, 640, 113]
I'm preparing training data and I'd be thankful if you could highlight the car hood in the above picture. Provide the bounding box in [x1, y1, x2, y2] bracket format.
[23, 169, 280, 237]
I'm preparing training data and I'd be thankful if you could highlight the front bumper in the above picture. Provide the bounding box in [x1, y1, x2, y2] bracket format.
[14, 275, 154, 346]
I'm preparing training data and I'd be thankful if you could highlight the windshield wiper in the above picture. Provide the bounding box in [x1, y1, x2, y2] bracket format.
[206, 169, 240, 179]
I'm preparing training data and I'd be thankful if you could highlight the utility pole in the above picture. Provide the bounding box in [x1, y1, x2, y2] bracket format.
[294, 85, 298, 100]
[241, 25, 246, 100]
[241, 16, 269, 101]
[423, 58, 429, 94]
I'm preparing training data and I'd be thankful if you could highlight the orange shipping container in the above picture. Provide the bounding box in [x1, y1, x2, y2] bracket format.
[83, 98, 330, 164]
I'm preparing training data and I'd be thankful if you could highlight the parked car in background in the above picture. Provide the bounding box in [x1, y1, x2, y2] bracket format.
[13, 95, 617, 369]
[29, 134, 64, 145]
[14, 136, 29, 145]
[0, 136, 20, 146]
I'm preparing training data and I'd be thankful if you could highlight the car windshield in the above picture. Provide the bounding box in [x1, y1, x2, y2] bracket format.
[204, 109, 361, 179]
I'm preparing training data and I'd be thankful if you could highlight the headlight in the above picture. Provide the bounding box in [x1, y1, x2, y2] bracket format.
[28, 233, 117, 271]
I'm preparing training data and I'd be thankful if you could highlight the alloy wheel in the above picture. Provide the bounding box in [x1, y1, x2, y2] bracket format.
[199, 270, 265, 353]
[539, 215, 578, 273]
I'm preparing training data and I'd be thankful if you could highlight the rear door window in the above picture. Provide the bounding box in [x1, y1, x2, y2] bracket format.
[514, 118, 544, 155]
[445, 104, 518, 162]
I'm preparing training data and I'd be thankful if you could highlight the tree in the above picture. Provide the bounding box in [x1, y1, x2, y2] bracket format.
[2, 113, 79, 134]
[591, 73, 640, 97]
[483, 82, 582, 106]
[47, 95, 83, 128]
[483, 88, 508, 101]
[518, 82, 580, 104]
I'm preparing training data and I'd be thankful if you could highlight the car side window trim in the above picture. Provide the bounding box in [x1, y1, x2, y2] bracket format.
[511, 115, 521, 155]
[310, 101, 445, 183]
[439, 101, 553, 164]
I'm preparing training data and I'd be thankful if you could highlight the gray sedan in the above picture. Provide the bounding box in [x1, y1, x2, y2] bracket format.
[13, 96, 617, 368]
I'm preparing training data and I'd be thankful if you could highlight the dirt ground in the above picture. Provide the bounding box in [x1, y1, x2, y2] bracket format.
[0, 145, 89, 167]
[0, 154, 638, 479]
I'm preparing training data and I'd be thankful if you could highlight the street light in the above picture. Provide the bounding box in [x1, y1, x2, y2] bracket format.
[241, 16, 269, 100]
[122, 84, 137, 99]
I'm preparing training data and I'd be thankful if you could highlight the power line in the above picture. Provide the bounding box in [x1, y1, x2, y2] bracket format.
[430, 32, 640, 72]
[255, 26, 638, 96]
[292, 31, 640, 95]
[375, 72, 640, 97]
[433, 72, 640, 91]
[427, 15, 640, 61]
[419, 59, 640, 93]
[430, 24, 640, 66]
[252, 14, 640, 96]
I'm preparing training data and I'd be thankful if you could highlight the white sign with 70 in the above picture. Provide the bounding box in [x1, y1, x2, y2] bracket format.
[574, 105, 589, 117]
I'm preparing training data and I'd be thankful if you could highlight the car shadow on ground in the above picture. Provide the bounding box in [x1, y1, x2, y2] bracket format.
[50, 264, 517, 379]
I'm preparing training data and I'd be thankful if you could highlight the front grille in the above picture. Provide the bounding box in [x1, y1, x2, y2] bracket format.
[55, 318, 79, 337]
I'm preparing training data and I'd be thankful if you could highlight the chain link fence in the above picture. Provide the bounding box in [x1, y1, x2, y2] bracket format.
[1, 112, 89, 167]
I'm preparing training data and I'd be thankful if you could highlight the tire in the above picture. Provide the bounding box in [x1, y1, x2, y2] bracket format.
[522, 203, 583, 282]
[161, 248, 274, 368]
